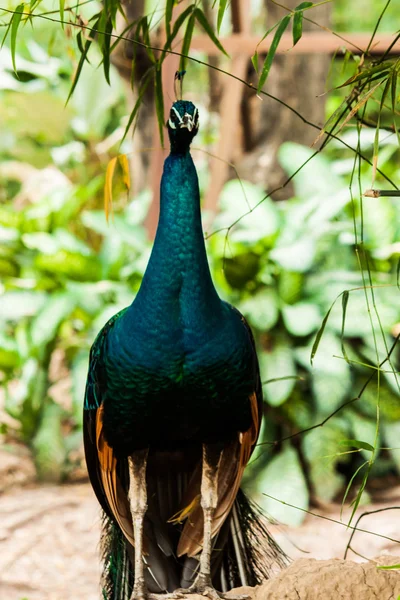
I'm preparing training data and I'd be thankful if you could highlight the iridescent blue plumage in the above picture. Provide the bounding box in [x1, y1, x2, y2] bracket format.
[83, 100, 285, 600]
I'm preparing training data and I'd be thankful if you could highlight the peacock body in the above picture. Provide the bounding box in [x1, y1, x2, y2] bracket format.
[84, 100, 285, 600]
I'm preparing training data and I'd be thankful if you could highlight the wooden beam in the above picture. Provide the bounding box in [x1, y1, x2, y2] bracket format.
[190, 32, 400, 56]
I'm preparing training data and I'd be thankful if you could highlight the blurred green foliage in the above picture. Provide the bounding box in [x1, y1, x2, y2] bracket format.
[1, 0, 400, 526]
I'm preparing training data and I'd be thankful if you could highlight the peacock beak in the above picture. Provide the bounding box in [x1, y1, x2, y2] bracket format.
[180, 113, 195, 132]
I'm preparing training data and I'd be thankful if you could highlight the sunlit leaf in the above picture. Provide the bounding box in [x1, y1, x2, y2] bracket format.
[257, 15, 291, 94]
[217, 0, 228, 33]
[59, 0, 65, 26]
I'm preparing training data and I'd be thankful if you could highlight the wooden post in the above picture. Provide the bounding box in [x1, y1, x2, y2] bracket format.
[203, 0, 251, 218]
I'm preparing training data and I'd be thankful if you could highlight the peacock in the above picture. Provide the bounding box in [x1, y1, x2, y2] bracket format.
[83, 99, 286, 600]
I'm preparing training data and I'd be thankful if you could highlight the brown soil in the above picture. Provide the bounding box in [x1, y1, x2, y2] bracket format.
[1, 460, 399, 600]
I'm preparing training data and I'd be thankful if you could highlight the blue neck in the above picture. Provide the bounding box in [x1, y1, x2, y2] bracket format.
[130, 151, 221, 330]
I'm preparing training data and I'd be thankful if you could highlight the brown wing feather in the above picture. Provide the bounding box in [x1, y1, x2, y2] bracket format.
[95, 404, 135, 547]
[177, 391, 260, 557]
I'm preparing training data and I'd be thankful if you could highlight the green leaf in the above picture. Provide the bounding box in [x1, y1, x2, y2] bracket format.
[239, 288, 279, 331]
[378, 564, 400, 570]
[32, 402, 65, 482]
[99, 14, 113, 85]
[341, 290, 349, 363]
[122, 69, 152, 141]
[163, 6, 194, 59]
[11, 3, 25, 75]
[340, 439, 374, 452]
[312, 367, 351, 416]
[251, 51, 259, 73]
[303, 422, 347, 501]
[194, 8, 229, 57]
[155, 65, 164, 147]
[60, 0, 65, 25]
[293, 2, 313, 46]
[180, 13, 195, 72]
[257, 15, 291, 94]
[311, 305, 333, 365]
[348, 411, 380, 460]
[165, 0, 174, 37]
[30, 293, 76, 349]
[260, 337, 296, 406]
[217, 0, 228, 34]
[258, 445, 309, 526]
[0, 291, 47, 321]
[282, 302, 321, 337]
[383, 421, 400, 473]
[66, 17, 99, 104]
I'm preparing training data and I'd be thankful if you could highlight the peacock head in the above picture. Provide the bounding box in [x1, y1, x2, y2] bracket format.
[167, 100, 199, 154]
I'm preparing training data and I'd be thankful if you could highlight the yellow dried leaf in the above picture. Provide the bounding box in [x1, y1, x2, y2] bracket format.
[118, 154, 131, 191]
[104, 156, 117, 222]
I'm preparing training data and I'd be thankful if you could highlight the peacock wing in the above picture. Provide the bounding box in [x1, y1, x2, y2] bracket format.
[83, 308, 135, 547]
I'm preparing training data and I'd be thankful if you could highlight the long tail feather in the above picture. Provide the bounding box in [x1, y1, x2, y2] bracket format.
[99, 488, 287, 599]
[101, 513, 133, 600]
[233, 488, 289, 584]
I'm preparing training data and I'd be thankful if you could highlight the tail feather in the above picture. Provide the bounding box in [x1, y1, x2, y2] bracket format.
[100, 488, 287, 599]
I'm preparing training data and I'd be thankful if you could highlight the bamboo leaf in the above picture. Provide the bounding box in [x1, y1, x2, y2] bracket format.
[11, 3, 25, 75]
[293, 2, 313, 46]
[98, 11, 113, 85]
[59, 0, 65, 26]
[341, 290, 349, 363]
[340, 460, 368, 519]
[251, 51, 259, 73]
[118, 154, 131, 192]
[104, 157, 117, 222]
[340, 439, 374, 451]
[1, 18, 12, 49]
[348, 464, 371, 526]
[217, 0, 228, 34]
[372, 77, 391, 185]
[310, 304, 333, 365]
[163, 5, 194, 60]
[139, 16, 155, 63]
[194, 8, 229, 57]
[257, 15, 291, 94]
[334, 61, 393, 91]
[165, 0, 174, 38]
[66, 18, 99, 104]
[155, 65, 165, 147]
[391, 69, 400, 145]
[377, 564, 400, 570]
[180, 12, 195, 72]
[122, 70, 152, 140]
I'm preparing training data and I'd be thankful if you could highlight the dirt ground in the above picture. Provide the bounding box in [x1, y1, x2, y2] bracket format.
[1, 481, 400, 600]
